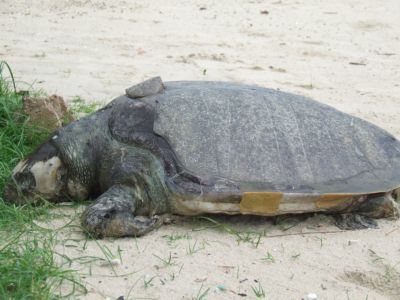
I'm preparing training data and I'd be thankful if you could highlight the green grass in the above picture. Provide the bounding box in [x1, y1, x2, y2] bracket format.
[0, 61, 85, 299]
[186, 240, 205, 255]
[0, 60, 52, 229]
[261, 251, 275, 263]
[69, 95, 98, 119]
[251, 281, 266, 298]
[153, 252, 175, 267]
[0, 66, 49, 193]
[196, 216, 265, 248]
[192, 284, 210, 300]
[162, 232, 191, 245]
[0, 233, 85, 299]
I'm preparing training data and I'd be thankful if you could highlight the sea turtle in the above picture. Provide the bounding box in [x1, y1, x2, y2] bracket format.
[4, 77, 400, 237]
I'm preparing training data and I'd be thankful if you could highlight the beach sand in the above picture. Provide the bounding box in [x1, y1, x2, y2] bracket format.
[1, 0, 400, 299]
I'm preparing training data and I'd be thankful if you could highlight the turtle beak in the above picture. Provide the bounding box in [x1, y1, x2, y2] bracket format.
[4, 140, 68, 204]
[3, 166, 37, 205]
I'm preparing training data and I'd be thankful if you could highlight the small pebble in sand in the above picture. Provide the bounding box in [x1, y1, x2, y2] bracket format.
[307, 293, 317, 299]
[348, 239, 359, 245]
[215, 284, 226, 292]
[100, 258, 121, 267]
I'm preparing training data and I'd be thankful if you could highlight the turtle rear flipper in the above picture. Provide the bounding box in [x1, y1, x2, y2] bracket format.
[335, 214, 378, 230]
[81, 184, 162, 238]
[353, 193, 399, 219]
[335, 193, 399, 230]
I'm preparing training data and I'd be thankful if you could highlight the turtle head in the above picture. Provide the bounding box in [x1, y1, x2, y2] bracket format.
[3, 140, 68, 204]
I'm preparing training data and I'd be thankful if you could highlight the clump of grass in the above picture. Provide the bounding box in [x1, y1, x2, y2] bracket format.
[251, 281, 266, 298]
[0, 70, 49, 192]
[368, 249, 400, 288]
[0, 61, 16, 93]
[153, 252, 175, 267]
[261, 251, 275, 263]
[68, 95, 98, 118]
[197, 216, 265, 248]
[0, 60, 51, 217]
[0, 200, 52, 234]
[143, 275, 156, 289]
[0, 61, 84, 299]
[0, 233, 86, 299]
[192, 284, 210, 300]
[186, 240, 205, 255]
[162, 232, 192, 245]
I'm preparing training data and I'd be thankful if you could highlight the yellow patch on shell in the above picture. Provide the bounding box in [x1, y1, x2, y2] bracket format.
[315, 194, 354, 209]
[240, 192, 283, 214]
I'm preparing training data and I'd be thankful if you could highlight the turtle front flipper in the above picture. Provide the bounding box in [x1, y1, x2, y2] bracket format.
[81, 184, 162, 238]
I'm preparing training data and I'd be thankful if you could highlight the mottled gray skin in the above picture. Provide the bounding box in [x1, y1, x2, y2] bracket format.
[4, 78, 400, 237]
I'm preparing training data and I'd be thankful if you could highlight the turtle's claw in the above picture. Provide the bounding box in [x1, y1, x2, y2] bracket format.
[128, 215, 163, 236]
[82, 210, 163, 238]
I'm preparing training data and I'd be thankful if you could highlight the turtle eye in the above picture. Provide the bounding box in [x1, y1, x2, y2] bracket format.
[103, 208, 116, 219]
[14, 171, 36, 192]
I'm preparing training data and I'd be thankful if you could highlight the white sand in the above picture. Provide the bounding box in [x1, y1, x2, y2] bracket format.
[1, 0, 400, 299]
